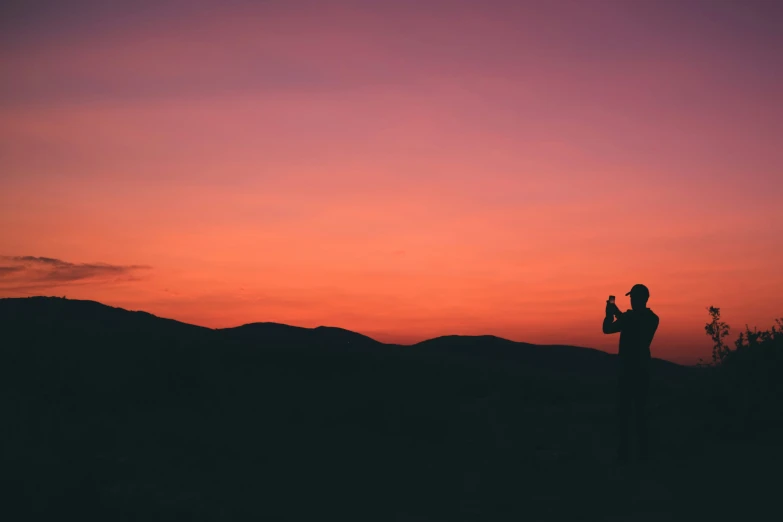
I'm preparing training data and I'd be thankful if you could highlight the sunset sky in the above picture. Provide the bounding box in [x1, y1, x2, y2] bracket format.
[1, 0, 781, 363]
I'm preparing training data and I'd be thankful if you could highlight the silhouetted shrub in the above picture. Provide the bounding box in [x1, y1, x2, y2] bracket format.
[703, 308, 783, 439]
[704, 306, 731, 364]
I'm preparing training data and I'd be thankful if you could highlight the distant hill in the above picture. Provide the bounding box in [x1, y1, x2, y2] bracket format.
[219, 322, 385, 349]
[0, 295, 210, 337]
[413, 334, 685, 377]
[0, 296, 687, 377]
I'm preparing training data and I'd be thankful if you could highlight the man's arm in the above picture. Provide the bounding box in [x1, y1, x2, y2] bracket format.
[643, 313, 660, 347]
[603, 305, 623, 334]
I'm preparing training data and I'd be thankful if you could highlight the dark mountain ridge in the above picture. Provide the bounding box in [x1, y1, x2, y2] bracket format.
[220, 321, 385, 348]
[0, 296, 687, 376]
[0, 295, 209, 336]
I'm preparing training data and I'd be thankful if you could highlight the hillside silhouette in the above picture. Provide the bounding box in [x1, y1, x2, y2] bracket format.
[1, 295, 210, 338]
[1, 296, 779, 521]
[220, 321, 387, 350]
[1, 296, 683, 377]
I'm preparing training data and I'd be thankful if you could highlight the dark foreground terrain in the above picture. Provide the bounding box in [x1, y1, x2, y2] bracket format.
[1, 297, 780, 521]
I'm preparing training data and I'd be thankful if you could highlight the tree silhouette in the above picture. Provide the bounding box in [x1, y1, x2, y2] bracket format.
[704, 306, 731, 364]
[702, 307, 783, 438]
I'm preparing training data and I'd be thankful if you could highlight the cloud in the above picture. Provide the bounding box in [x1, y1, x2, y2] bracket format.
[0, 265, 25, 275]
[0, 255, 150, 291]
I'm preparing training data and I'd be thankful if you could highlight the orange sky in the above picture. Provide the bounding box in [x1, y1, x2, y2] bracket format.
[1, 1, 781, 364]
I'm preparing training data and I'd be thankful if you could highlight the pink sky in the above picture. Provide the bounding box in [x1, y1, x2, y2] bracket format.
[1, 1, 781, 363]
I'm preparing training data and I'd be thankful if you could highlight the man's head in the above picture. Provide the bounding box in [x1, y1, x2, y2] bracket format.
[625, 284, 650, 311]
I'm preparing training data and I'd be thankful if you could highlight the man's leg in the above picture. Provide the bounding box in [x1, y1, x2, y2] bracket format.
[617, 376, 632, 462]
[635, 372, 650, 459]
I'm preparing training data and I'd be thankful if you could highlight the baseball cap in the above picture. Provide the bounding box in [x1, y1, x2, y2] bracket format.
[625, 284, 650, 299]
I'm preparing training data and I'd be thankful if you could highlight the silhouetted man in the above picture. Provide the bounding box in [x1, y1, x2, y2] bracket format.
[603, 284, 659, 462]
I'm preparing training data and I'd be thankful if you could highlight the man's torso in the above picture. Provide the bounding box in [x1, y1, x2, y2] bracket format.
[618, 308, 659, 371]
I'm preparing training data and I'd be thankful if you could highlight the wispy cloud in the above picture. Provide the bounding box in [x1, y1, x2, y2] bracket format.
[0, 265, 25, 276]
[0, 255, 150, 292]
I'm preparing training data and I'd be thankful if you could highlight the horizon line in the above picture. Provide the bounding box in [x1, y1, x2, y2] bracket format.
[1, 295, 688, 366]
